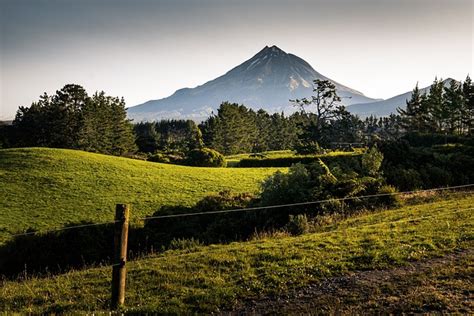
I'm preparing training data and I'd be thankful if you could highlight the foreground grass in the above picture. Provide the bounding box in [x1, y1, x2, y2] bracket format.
[233, 249, 473, 314]
[0, 148, 282, 243]
[0, 195, 472, 313]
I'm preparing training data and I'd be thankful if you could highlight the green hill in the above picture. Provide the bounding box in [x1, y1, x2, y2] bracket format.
[0, 148, 283, 242]
[0, 194, 472, 313]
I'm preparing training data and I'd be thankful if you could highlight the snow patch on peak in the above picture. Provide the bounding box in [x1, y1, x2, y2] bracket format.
[247, 58, 261, 70]
[288, 76, 299, 91]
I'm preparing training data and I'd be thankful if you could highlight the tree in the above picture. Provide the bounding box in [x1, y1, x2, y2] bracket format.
[12, 84, 136, 155]
[269, 112, 299, 150]
[361, 146, 384, 176]
[253, 109, 272, 152]
[428, 78, 445, 132]
[109, 96, 137, 155]
[134, 122, 160, 153]
[154, 119, 203, 153]
[13, 85, 88, 148]
[462, 75, 474, 135]
[397, 83, 424, 133]
[291, 79, 346, 149]
[324, 109, 363, 145]
[443, 80, 464, 134]
[200, 102, 258, 155]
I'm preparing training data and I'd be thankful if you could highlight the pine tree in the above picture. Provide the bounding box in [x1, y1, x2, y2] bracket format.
[443, 80, 464, 134]
[397, 83, 423, 132]
[201, 102, 258, 155]
[462, 75, 474, 135]
[109, 97, 137, 155]
[428, 78, 445, 132]
[254, 109, 272, 152]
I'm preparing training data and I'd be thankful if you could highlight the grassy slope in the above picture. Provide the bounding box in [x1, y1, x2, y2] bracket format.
[0, 195, 472, 313]
[0, 148, 282, 242]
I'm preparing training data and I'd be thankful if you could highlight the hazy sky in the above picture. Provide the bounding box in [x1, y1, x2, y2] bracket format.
[1, 0, 472, 119]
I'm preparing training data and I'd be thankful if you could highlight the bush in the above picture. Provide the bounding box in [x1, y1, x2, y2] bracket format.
[144, 191, 257, 247]
[419, 165, 452, 188]
[122, 152, 148, 161]
[285, 214, 309, 236]
[361, 146, 383, 176]
[148, 151, 185, 164]
[148, 152, 170, 163]
[0, 222, 116, 278]
[260, 164, 312, 207]
[319, 199, 343, 214]
[295, 140, 325, 155]
[169, 238, 203, 251]
[185, 147, 226, 167]
[376, 185, 402, 207]
[385, 167, 422, 191]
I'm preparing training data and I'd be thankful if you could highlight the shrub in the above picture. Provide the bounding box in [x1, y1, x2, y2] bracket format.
[185, 147, 226, 167]
[195, 190, 254, 211]
[148, 151, 185, 164]
[295, 140, 325, 155]
[419, 165, 452, 188]
[0, 222, 116, 278]
[122, 152, 148, 161]
[148, 152, 170, 163]
[375, 185, 402, 208]
[319, 199, 343, 214]
[169, 238, 203, 251]
[260, 164, 312, 206]
[144, 191, 257, 247]
[361, 146, 383, 176]
[285, 214, 309, 236]
[385, 167, 422, 191]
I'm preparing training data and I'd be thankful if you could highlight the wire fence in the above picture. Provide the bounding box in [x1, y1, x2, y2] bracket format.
[140, 183, 474, 221]
[109, 205, 474, 268]
[8, 183, 474, 238]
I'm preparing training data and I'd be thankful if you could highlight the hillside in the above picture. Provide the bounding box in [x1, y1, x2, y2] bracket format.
[0, 148, 282, 243]
[0, 194, 472, 313]
[127, 46, 378, 121]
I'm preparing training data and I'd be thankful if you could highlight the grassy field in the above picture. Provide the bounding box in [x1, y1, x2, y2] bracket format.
[0, 194, 472, 313]
[0, 148, 283, 242]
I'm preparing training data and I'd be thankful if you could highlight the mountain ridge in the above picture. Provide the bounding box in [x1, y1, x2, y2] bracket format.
[127, 45, 378, 121]
[347, 78, 457, 117]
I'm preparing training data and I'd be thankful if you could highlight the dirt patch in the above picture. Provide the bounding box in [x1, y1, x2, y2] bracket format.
[226, 249, 473, 315]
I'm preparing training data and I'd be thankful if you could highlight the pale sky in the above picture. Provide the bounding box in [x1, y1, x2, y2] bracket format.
[1, 0, 472, 120]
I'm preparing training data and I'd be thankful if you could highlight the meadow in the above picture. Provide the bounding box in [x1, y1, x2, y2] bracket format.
[0, 193, 472, 313]
[0, 148, 283, 243]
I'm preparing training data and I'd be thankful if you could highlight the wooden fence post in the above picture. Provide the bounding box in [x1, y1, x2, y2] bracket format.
[111, 204, 130, 309]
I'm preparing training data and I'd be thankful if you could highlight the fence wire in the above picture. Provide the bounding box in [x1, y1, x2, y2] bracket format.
[140, 184, 474, 221]
[8, 183, 474, 238]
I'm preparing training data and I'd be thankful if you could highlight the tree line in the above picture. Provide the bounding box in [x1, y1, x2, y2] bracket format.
[398, 77, 474, 135]
[1, 76, 473, 156]
[2, 84, 136, 155]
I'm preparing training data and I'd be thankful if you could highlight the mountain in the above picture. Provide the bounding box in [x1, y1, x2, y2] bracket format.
[347, 79, 456, 117]
[127, 45, 379, 121]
